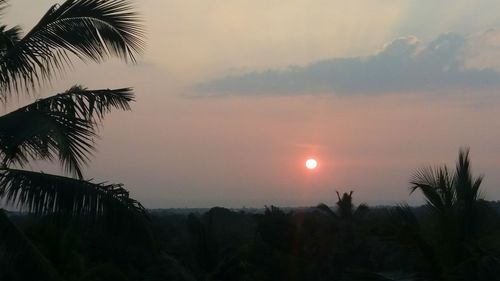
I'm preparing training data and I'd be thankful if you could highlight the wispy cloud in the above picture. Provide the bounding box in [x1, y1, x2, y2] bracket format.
[194, 32, 500, 96]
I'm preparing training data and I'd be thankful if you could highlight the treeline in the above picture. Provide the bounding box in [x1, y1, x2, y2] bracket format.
[4, 149, 500, 281]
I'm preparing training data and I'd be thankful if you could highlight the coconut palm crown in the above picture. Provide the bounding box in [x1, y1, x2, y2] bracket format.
[378, 148, 497, 281]
[0, 0, 146, 219]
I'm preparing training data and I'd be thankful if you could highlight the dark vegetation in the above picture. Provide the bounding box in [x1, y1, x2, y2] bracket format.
[4, 149, 500, 281]
[1, 0, 500, 280]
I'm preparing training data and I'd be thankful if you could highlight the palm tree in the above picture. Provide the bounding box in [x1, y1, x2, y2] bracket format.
[0, 0, 145, 220]
[314, 192, 371, 280]
[379, 148, 500, 281]
[317, 191, 369, 220]
[0, 0, 146, 278]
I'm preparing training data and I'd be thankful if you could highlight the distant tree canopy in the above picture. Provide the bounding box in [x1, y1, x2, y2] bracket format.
[4, 148, 500, 281]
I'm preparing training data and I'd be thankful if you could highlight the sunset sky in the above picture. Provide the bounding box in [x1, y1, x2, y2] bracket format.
[5, 0, 500, 207]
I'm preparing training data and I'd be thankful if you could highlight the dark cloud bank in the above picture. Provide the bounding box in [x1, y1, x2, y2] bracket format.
[195, 33, 500, 96]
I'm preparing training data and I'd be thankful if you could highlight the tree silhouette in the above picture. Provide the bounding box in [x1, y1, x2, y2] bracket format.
[0, 0, 145, 221]
[317, 191, 369, 220]
[381, 148, 500, 281]
[0, 0, 146, 278]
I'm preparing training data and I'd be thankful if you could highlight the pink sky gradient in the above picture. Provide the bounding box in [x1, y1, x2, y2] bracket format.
[3, 1, 500, 207]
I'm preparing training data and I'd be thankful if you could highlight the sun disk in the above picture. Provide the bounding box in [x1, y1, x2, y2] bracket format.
[306, 158, 318, 169]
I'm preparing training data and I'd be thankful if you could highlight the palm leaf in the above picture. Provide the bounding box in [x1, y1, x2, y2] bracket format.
[0, 25, 21, 54]
[436, 167, 455, 209]
[472, 177, 483, 201]
[0, 109, 94, 179]
[27, 85, 134, 121]
[454, 148, 483, 241]
[410, 167, 447, 213]
[455, 148, 483, 204]
[0, 0, 8, 16]
[0, 86, 134, 178]
[0, 0, 144, 95]
[0, 168, 146, 219]
[455, 148, 471, 202]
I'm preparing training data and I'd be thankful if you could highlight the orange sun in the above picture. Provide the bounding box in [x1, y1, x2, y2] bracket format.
[305, 158, 318, 170]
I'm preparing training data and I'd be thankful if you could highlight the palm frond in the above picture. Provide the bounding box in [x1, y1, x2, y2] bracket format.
[437, 166, 455, 209]
[0, 1, 8, 16]
[455, 148, 471, 202]
[0, 168, 146, 219]
[472, 177, 483, 201]
[0, 25, 21, 54]
[0, 0, 144, 95]
[0, 108, 94, 179]
[0, 86, 134, 178]
[29, 85, 134, 121]
[410, 167, 447, 213]
[454, 148, 483, 240]
[455, 148, 483, 203]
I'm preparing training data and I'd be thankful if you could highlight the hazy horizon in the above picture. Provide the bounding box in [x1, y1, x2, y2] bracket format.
[3, 0, 500, 208]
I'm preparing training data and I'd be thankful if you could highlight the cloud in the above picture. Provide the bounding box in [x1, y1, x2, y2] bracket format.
[465, 28, 500, 71]
[194, 33, 500, 96]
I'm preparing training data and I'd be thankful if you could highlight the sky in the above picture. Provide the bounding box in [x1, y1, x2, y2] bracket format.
[3, 0, 500, 208]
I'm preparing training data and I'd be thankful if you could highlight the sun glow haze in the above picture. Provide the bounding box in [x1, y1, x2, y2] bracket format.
[8, 1, 500, 208]
[306, 158, 318, 170]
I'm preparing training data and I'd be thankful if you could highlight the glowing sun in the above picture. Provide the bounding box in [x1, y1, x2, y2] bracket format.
[305, 158, 318, 170]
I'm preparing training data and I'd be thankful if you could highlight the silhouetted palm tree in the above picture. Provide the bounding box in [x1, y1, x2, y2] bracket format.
[0, 0, 145, 221]
[317, 191, 369, 220]
[0, 0, 146, 279]
[380, 148, 500, 281]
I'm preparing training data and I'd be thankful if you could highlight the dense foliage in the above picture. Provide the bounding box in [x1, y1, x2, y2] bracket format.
[4, 149, 500, 281]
